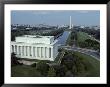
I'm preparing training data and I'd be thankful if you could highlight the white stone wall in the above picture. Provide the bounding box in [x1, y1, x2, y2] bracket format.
[53, 41, 59, 59]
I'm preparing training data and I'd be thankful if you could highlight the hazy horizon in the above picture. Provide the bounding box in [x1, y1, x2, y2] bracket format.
[11, 10, 100, 26]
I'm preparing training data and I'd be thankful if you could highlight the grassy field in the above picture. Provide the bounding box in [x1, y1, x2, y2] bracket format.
[11, 65, 42, 77]
[74, 51, 100, 77]
[76, 31, 100, 50]
[77, 31, 93, 42]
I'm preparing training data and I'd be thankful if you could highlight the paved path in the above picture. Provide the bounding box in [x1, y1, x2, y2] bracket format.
[18, 60, 36, 65]
[60, 46, 100, 61]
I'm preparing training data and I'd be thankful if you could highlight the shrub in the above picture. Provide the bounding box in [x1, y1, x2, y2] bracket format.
[47, 66, 56, 77]
[31, 63, 36, 67]
[36, 61, 49, 76]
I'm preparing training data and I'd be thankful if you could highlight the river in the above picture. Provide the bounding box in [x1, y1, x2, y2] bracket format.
[57, 31, 71, 46]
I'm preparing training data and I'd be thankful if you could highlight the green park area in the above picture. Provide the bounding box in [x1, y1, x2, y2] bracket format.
[77, 31, 92, 42]
[11, 50, 100, 77]
[66, 31, 75, 46]
[73, 51, 100, 76]
[77, 31, 100, 50]
[66, 31, 100, 51]
[11, 65, 42, 77]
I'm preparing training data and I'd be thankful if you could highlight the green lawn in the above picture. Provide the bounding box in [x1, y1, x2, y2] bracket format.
[76, 31, 99, 50]
[11, 65, 42, 77]
[77, 31, 92, 42]
[74, 51, 100, 77]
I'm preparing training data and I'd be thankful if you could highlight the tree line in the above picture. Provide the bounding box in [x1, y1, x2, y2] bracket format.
[11, 28, 64, 41]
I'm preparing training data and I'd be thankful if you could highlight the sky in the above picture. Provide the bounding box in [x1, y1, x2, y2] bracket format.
[11, 10, 100, 26]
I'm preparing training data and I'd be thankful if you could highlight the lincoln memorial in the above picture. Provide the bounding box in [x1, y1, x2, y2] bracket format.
[11, 35, 58, 61]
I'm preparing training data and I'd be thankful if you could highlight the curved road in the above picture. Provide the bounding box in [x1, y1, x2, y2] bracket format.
[60, 46, 100, 61]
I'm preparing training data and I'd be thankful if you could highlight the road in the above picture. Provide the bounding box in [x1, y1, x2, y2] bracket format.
[88, 35, 100, 43]
[60, 46, 100, 61]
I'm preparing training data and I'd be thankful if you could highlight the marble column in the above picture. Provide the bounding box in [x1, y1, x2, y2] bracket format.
[19, 46, 21, 55]
[13, 45, 15, 53]
[37, 47, 40, 57]
[49, 48, 51, 58]
[21, 46, 23, 56]
[43, 47, 45, 58]
[51, 47, 53, 58]
[46, 47, 49, 58]
[17, 46, 19, 55]
[36, 47, 38, 57]
[24, 46, 26, 56]
[33, 47, 35, 57]
[29, 46, 31, 56]
[41, 47, 42, 57]
[31, 46, 33, 57]
[22, 46, 24, 56]
[27, 46, 29, 57]
[26, 46, 28, 56]
[39, 47, 41, 58]
[41, 47, 43, 58]
[15, 45, 17, 54]
[45, 47, 47, 58]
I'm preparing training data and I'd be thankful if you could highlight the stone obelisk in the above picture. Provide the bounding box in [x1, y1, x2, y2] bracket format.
[69, 16, 71, 29]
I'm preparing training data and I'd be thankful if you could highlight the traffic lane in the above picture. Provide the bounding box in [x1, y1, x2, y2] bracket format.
[65, 48, 100, 59]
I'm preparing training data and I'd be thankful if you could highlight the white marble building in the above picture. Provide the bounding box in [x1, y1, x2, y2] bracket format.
[11, 35, 58, 61]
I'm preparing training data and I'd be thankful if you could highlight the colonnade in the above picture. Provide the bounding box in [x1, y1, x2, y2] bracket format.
[11, 45, 53, 59]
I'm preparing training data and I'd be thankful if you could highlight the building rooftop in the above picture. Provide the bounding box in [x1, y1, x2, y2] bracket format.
[13, 35, 55, 44]
[11, 39, 58, 46]
[22, 35, 54, 39]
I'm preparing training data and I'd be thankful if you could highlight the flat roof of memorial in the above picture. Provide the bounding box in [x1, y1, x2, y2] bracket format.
[19, 35, 54, 38]
[11, 39, 58, 45]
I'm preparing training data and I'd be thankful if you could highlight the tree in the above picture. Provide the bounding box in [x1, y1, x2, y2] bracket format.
[31, 63, 36, 67]
[85, 39, 91, 47]
[58, 48, 63, 52]
[61, 52, 75, 70]
[11, 52, 20, 66]
[47, 66, 56, 77]
[55, 65, 66, 77]
[36, 61, 49, 76]
[72, 65, 77, 76]
[65, 70, 73, 77]
[69, 40, 74, 46]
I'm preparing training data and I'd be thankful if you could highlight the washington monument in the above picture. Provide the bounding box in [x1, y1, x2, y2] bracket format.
[69, 16, 72, 29]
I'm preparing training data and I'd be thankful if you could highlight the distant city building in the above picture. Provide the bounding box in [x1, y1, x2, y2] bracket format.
[36, 24, 56, 28]
[12, 27, 17, 30]
[92, 26, 100, 30]
[26, 27, 32, 30]
[11, 35, 58, 61]
[58, 24, 68, 28]
[80, 26, 85, 29]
